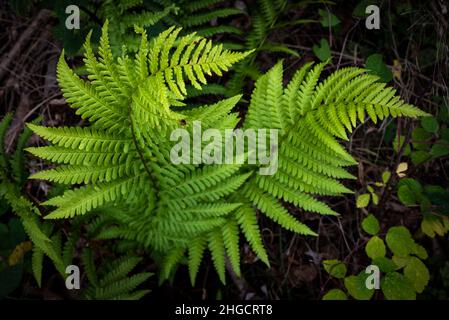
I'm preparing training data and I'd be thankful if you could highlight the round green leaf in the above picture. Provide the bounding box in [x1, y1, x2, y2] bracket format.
[381, 272, 416, 300]
[322, 289, 347, 300]
[356, 193, 370, 208]
[404, 257, 429, 293]
[344, 272, 374, 300]
[397, 178, 423, 194]
[365, 236, 386, 259]
[362, 214, 380, 235]
[420, 116, 438, 133]
[385, 226, 415, 257]
[365, 54, 393, 83]
[323, 259, 347, 279]
[381, 171, 391, 184]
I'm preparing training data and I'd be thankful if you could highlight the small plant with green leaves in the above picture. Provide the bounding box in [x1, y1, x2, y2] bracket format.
[393, 104, 449, 165]
[322, 214, 430, 300]
[25, 22, 428, 286]
[1, 114, 151, 300]
[147, 0, 244, 39]
[397, 178, 449, 238]
[0, 114, 68, 286]
[227, 0, 318, 95]
[356, 170, 392, 209]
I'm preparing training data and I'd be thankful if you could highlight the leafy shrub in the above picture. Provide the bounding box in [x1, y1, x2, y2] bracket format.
[322, 214, 430, 300]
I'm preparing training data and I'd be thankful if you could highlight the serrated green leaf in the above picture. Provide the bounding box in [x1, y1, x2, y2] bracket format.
[386, 226, 415, 257]
[398, 185, 417, 205]
[365, 236, 386, 259]
[323, 259, 347, 279]
[381, 171, 391, 184]
[403, 257, 429, 293]
[381, 272, 416, 300]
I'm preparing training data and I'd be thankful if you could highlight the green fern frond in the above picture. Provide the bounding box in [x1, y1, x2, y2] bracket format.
[208, 228, 226, 284]
[10, 121, 35, 184]
[31, 246, 44, 287]
[179, 8, 243, 28]
[222, 220, 241, 276]
[27, 24, 428, 286]
[27, 124, 132, 153]
[82, 248, 152, 300]
[235, 204, 269, 266]
[188, 236, 207, 285]
[43, 173, 146, 219]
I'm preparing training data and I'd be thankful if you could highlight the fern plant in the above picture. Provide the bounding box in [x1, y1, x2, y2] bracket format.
[0, 114, 67, 286]
[26, 23, 428, 285]
[147, 0, 244, 39]
[226, 0, 318, 95]
[97, 0, 179, 53]
[81, 248, 152, 300]
[322, 214, 430, 300]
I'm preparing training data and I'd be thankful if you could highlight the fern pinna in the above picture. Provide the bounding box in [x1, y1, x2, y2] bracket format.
[26, 23, 428, 285]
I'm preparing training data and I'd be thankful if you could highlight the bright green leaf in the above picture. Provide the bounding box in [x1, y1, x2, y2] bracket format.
[385, 226, 415, 257]
[323, 259, 347, 279]
[322, 289, 347, 300]
[344, 272, 374, 300]
[403, 257, 429, 293]
[356, 194, 370, 208]
[365, 236, 386, 259]
[381, 272, 416, 300]
[361, 214, 380, 235]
